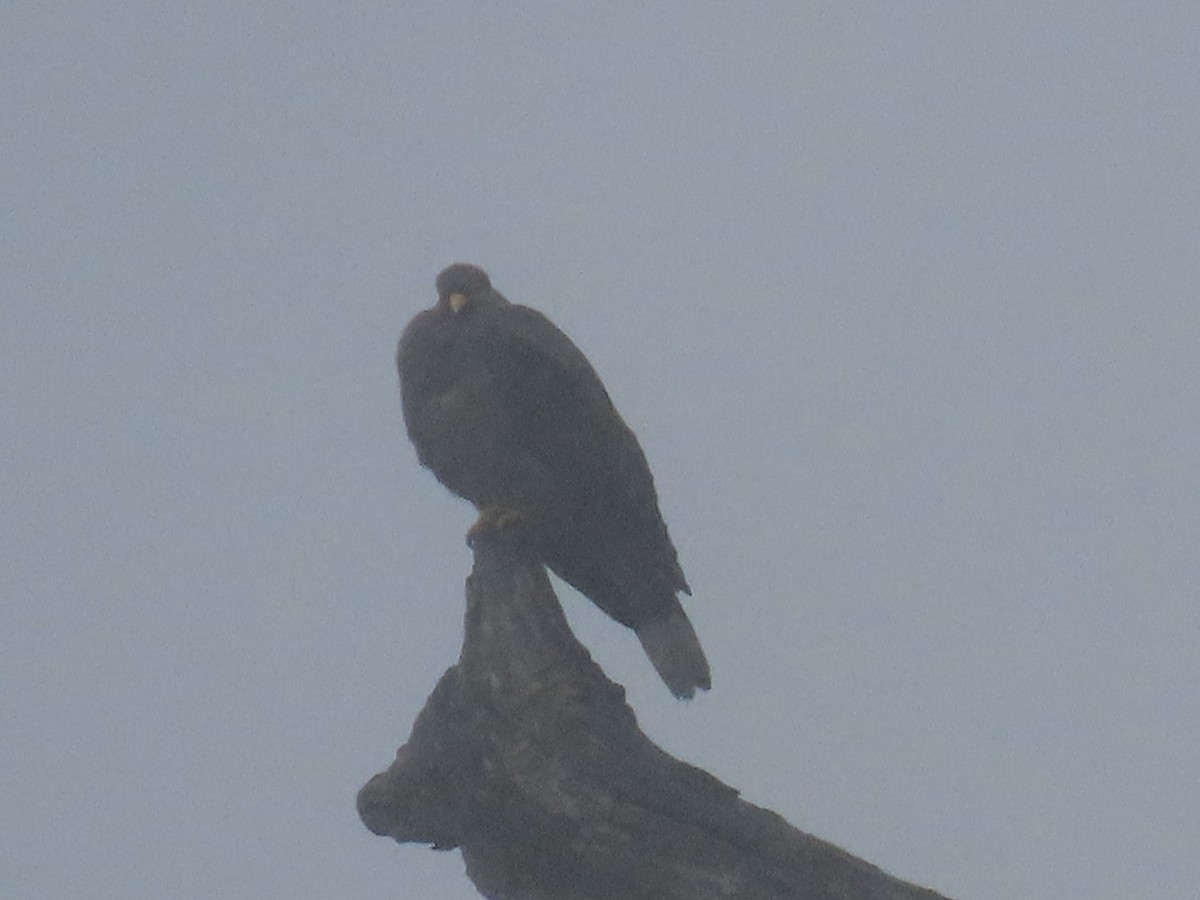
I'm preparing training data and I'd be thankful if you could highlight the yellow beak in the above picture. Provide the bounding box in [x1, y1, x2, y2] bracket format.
[448, 292, 467, 313]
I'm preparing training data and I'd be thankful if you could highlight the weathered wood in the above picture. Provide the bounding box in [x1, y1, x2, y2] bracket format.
[358, 525, 952, 900]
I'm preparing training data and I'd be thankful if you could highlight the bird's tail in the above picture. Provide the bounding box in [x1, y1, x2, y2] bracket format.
[636, 607, 711, 699]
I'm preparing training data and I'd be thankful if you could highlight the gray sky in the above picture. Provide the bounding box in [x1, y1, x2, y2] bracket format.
[4, 4, 1198, 899]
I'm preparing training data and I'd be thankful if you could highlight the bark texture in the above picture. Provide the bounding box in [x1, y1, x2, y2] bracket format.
[358, 526, 952, 900]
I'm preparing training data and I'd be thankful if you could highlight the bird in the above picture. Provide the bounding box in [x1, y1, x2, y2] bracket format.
[396, 263, 710, 698]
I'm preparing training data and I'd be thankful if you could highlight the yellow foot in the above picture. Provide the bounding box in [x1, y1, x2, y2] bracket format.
[466, 506, 525, 545]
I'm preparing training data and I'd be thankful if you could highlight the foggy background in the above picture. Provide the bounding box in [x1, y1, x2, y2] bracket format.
[4, 5, 1197, 899]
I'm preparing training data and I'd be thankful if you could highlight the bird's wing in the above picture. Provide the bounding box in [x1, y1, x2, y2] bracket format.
[491, 303, 692, 604]
[485, 304, 655, 508]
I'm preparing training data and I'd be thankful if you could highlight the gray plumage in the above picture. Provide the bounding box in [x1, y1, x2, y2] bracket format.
[397, 263, 710, 698]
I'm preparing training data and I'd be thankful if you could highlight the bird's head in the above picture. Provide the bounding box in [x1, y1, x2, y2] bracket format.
[436, 263, 493, 314]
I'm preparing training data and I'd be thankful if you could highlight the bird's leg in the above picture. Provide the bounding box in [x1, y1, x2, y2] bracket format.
[466, 505, 526, 545]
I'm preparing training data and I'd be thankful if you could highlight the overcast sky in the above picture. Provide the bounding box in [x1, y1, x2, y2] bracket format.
[4, 5, 1198, 899]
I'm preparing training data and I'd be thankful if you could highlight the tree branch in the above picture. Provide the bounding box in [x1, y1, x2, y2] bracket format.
[358, 526, 952, 900]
